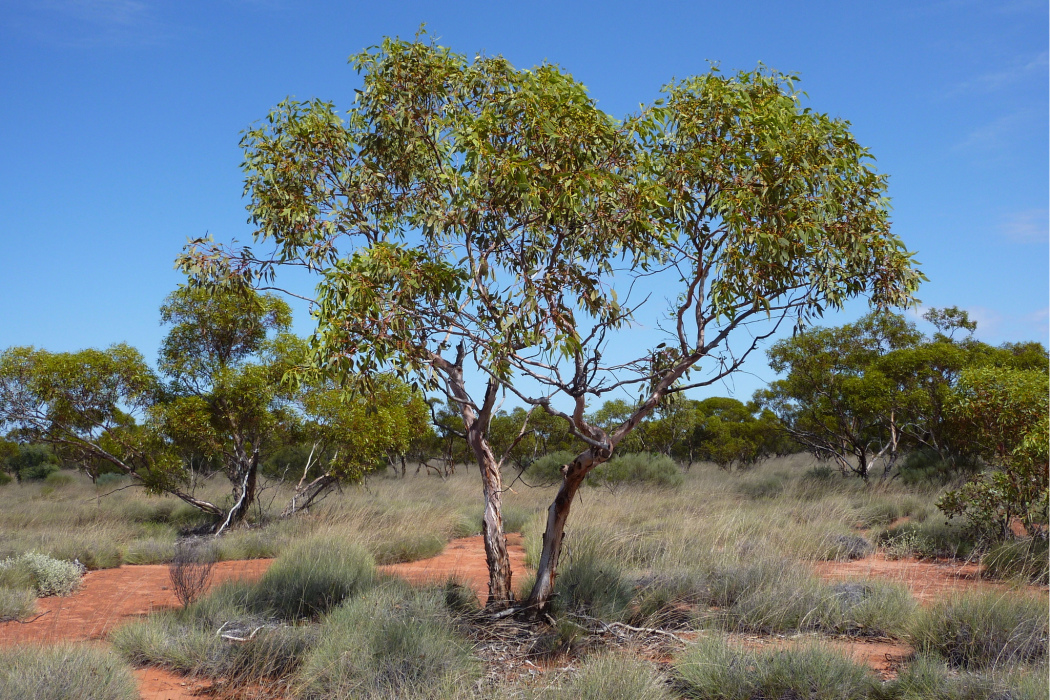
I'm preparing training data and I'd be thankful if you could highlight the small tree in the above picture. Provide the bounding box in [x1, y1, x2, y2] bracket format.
[180, 36, 921, 612]
[938, 367, 1049, 541]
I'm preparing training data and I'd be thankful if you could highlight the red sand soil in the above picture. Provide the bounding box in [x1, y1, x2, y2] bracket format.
[379, 533, 529, 605]
[812, 552, 1046, 603]
[0, 559, 272, 648]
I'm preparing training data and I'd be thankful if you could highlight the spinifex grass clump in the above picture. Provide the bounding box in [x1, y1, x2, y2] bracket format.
[910, 590, 1049, 669]
[0, 585, 36, 621]
[248, 535, 377, 620]
[892, 655, 1050, 700]
[514, 652, 672, 700]
[673, 635, 879, 700]
[0, 644, 138, 700]
[295, 582, 479, 700]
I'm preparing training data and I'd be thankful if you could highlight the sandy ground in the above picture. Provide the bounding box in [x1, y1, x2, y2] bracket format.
[813, 552, 1043, 603]
[379, 532, 529, 605]
[2, 536, 1044, 698]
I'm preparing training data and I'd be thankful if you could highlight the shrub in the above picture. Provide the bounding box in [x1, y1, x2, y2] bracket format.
[898, 448, 961, 486]
[372, 532, 444, 565]
[524, 451, 577, 485]
[910, 590, 1049, 669]
[674, 635, 878, 699]
[0, 471, 12, 486]
[248, 536, 377, 620]
[0, 586, 36, 621]
[169, 540, 216, 607]
[0, 644, 138, 700]
[8, 444, 60, 482]
[892, 655, 1049, 700]
[983, 538, 1049, 585]
[295, 584, 479, 699]
[586, 453, 684, 489]
[0, 551, 85, 596]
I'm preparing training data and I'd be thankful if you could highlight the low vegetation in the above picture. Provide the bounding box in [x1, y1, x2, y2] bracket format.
[0, 644, 138, 700]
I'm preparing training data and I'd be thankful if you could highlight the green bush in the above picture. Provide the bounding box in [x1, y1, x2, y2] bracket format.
[892, 655, 1049, 700]
[0, 644, 138, 700]
[295, 584, 479, 699]
[983, 538, 1049, 585]
[898, 449, 961, 486]
[373, 532, 445, 565]
[0, 551, 85, 596]
[0, 471, 12, 486]
[587, 453, 684, 489]
[910, 590, 1049, 669]
[524, 451, 576, 484]
[674, 635, 878, 699]
[248, 536, 377, 620]
[8, 444, 60, 482]
[0, 586, 36, 621]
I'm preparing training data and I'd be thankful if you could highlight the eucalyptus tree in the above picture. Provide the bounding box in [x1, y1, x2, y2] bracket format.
[0, 343, 224, 515]
[180, 36, 921, 611]
[153, 285, 304, 531]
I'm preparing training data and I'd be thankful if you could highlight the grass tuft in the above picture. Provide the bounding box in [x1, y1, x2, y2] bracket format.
[674, 634, 878, 699]
[910, 590, 1049, 669]
[295, 583, 479, 700]
[0, 644, 138, 700]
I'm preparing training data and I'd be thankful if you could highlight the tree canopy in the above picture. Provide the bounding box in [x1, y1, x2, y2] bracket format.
[180, 34, 922, 611]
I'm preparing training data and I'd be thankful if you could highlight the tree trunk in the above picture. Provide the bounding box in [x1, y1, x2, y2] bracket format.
[281, 473, 337, 517]
[524, 454, 592, 615]
[470, 432, 513, 608]
[216, 457, 258, 534]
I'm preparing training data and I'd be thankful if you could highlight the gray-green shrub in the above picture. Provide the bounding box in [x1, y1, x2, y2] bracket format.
[587, 453, 684, 489]
[0, 551, 85, 596]
[524, 451, 576, 484]
[0, 644, 138, 700]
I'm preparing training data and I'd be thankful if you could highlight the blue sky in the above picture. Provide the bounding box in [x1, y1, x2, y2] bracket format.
[0, 0, 1046, 403]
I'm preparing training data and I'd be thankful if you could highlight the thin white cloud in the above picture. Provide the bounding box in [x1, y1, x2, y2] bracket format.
[948, 51, 1049, 96]
[954, 110, 1035, 152]
[998, 209, 1049, 244]
[8, 0, 171, 47]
